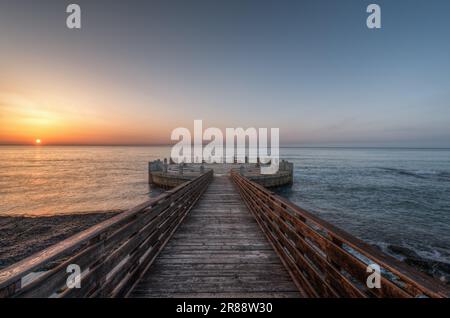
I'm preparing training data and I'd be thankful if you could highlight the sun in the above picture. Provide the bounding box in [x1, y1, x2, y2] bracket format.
[35, 139, 42, 145]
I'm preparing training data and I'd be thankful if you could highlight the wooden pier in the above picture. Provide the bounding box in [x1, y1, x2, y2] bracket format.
[148, 159, 294, 189]
[130, 176, 299, 298]
[0, 165, 449, 298]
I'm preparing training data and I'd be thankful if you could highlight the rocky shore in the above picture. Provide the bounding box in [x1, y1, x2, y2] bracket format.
[385, 245, 450, 285]
[0, 211, 120, 270]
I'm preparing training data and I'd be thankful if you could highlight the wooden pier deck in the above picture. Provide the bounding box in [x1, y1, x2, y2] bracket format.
[0, 169, 449, 298]
[130, 176, 300, 298]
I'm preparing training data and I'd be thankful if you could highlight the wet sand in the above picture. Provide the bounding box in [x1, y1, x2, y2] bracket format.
[0, 211, 121, 270]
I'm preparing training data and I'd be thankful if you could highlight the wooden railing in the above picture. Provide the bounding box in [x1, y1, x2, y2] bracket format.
[231, 171, 450, 298]
[0, 170, 213, 298]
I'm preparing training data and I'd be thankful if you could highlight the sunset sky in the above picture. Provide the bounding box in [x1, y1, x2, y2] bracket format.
[1, 0, 450, 146]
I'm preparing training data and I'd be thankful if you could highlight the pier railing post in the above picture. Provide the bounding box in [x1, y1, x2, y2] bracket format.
[163, 158, 168, 174]
[148, 162, 153, 184]
[179, 163, 184, 175]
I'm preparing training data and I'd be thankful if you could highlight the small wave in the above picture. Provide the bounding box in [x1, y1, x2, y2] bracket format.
[437, 172, 450, 182]
[377, 167, 450, 183]
[378, 167, 427, 179]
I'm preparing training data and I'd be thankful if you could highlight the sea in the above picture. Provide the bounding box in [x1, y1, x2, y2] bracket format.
[1, 146, 449, 265]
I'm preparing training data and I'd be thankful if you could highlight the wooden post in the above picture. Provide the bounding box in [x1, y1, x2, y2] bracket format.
[148, 162, 153, 184]
[289, 162, 294, 185]
[163, 158, 168, 174]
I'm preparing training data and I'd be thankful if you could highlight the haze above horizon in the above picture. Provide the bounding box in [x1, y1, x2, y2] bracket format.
[1, 0, 450, 148]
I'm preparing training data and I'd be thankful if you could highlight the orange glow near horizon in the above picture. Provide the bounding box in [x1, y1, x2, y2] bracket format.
[0, 89, 178, 145]
[0, 57, 231, 146]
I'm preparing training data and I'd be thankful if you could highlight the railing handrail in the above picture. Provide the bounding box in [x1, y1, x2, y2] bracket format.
[231, 170, 450, 298]
[0, 170, 213, 297]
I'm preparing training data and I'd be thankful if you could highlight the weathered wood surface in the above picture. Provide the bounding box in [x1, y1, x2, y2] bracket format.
[2, 168, 449, 298]
[231, 171, 450, 298]
[130, 176, 300, 298]
[0, 171, 213, 298]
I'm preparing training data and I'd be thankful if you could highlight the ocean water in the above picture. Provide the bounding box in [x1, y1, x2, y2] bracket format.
[0, 146, 170, 216]
[279, 147, 450, 264]
[0, 146, 449, 264]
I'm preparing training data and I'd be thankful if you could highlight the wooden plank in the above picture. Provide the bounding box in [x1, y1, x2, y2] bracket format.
[129, 176, 300, 298]
[131, 292, 300, 298]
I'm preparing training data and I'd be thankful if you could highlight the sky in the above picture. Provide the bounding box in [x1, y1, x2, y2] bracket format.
[0, 0, 449, 147]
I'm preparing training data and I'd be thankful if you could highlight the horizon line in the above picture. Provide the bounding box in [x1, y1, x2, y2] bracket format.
[1, 144, 450, 150]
